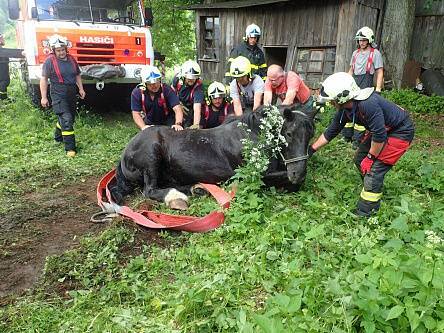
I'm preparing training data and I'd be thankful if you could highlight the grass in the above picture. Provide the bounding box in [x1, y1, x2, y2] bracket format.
[0, 77, 443, 332]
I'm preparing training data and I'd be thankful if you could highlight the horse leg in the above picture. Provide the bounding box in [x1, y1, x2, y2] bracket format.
[142, 169, 189, 210]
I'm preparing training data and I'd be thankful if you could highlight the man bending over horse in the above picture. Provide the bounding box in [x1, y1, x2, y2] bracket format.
[131, 65, 184, 131]
[264, 65, 312, 114]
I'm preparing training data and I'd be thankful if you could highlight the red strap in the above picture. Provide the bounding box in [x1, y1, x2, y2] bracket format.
[140, 88, 147, 115]
[96, 169, 234, 233]
[366, 48, 375, 73]
[49, 54, 64, 83]
[204, 104, 210, 121]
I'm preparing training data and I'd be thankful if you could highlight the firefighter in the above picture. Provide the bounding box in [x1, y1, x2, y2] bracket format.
[171, 60, 204, 129]
[200, 81, 234, 129]
[343, 26, 384, 144]
[0, 33, 10, 101]
[40, 34, 85, 157]
[227, 24, 267, 81]
[228, 56, 264, 116]
[131, 65, 184, 131]
[309, 72, 414, 217]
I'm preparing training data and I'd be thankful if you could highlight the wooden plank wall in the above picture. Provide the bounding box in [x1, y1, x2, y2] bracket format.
[196, 0, 385, 81]
[410, 0, 444, 70]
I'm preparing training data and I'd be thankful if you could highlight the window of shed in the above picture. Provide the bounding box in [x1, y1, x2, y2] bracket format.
[296, 47, 336, 89]
[200, 16, 220, 61]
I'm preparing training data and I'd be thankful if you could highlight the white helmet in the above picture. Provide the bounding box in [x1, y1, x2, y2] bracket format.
[320, 72, 374, 104]
[355, 26, 375, 44]
[245, 24, 261, 39]
[208, 81, 226, 99]
[48, 34, 68, 49]
[181, 60, 201, 79]
[140, 65, 162, 84]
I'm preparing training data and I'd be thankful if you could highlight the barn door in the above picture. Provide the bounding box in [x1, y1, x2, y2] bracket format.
[354, 1, 383, 45]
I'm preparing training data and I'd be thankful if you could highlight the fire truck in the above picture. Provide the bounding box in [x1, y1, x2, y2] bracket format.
[8, 0, 155, 108]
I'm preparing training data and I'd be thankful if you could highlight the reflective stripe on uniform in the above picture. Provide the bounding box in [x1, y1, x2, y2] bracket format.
[56, 122, 62, 129]
[344, 122, 354, 128]
[354, 124, 366, 131]
[360, 189, 382, 202]
[258, 63, 267, 68]
[62, 130, 74, 136]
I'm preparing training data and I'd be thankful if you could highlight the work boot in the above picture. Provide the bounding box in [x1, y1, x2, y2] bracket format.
[66, 150, 76, 157]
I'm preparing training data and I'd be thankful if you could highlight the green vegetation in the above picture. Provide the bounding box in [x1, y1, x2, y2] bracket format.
[382, 89, 444, 114]
[1, 78, 443, 332]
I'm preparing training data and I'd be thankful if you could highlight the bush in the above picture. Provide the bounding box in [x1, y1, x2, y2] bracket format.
[382, 89, 444, 115]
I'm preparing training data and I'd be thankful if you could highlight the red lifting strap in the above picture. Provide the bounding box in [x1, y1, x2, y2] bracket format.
[96, 169, 234, 232]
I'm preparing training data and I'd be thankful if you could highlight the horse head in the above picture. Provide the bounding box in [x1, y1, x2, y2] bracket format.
[280, 105, 315, 185]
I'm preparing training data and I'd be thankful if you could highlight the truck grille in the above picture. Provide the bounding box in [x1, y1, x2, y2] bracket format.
[75, 42, 115, 64]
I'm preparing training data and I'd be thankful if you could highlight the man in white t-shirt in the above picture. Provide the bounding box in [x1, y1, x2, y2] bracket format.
[229, 56, 264, 115]
[345, 26, 384, 144]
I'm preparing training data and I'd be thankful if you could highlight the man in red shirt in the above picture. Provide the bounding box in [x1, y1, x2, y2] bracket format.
[263, 65, 312, 112]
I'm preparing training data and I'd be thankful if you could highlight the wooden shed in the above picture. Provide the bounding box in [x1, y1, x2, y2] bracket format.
[187, 0, 385, 88]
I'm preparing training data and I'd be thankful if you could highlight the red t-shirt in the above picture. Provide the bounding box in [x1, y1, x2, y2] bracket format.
[265, 71, 310, 104]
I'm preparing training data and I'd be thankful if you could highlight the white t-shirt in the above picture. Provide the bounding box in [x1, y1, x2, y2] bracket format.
[229, 75, 264, 108]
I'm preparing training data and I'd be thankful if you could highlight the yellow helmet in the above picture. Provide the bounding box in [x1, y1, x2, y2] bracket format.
[229, 56, 251, 78]
[208, 81, 226, 99]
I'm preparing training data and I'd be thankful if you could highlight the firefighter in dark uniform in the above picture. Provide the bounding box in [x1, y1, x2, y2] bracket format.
[227, 24, 267, 81]
[343, 26, 384, 145]
[40, 34, 85, 157]
[131, 65, 184, 131]
[0, 33, 10, 101]
[200, 81, 234, 129]
[309, 72, 414, 217]
[171, 60, 204, 129]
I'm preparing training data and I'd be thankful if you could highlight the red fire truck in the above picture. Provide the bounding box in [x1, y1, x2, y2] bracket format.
[8, 0, 155, 108]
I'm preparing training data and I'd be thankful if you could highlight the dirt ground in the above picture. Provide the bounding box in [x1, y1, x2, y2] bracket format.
[0, 177, 107, 303]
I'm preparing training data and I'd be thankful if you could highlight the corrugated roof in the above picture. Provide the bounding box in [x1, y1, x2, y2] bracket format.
[183, 0, 290, 10]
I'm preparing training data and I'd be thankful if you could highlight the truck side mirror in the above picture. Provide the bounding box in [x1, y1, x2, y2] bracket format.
[31, 7, 38, 19]
[8, 0, 20, 20]
[144, 7, 153, 27]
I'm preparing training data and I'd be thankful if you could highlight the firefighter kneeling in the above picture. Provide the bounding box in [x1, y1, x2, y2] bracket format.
[309, 72, 414, 217]
[200, 81, 234, 129]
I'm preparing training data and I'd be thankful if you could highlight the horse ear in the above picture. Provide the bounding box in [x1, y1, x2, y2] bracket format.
[283, 107, 295, 121]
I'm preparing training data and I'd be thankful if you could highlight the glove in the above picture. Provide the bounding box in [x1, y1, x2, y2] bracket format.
[308, 145, 317, 158]
[360, 153, 376, 175]
[189, 124, 200, 130]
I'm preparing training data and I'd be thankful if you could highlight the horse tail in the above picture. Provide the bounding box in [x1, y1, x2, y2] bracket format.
[110, 161, 135, 205]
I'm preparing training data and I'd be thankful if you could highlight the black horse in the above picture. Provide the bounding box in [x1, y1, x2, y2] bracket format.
[111, 105, 315, 209]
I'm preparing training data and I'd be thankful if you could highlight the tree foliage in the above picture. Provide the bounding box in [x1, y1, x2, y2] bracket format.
[149, 0, 202, 67]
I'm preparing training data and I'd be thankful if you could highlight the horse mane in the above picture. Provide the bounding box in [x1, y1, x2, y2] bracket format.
[222, 107, 268, 135]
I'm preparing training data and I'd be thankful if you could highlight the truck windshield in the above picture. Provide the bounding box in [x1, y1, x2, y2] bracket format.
[35, 0, 142, 25]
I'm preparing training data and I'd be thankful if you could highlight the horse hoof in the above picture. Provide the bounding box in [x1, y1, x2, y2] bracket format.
[191, 184, 209, 197]
[168, 199, 188, 211]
